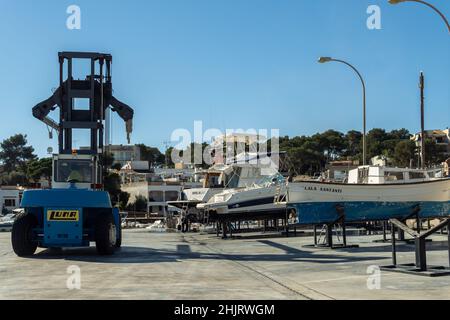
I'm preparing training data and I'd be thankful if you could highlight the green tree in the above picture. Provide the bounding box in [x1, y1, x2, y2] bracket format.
[27, 158, 52, 185]
[100, 152, 115, 169]
[424, 138, 448, 166]
[315, 130, 346, 161]
[393, 140, 416, 167]
[389, 128, 410, 140]
[137, 144, 165, 167]
[118, 191, 130, 211]
[0, 171, 27, 186]
[103, 172, 122, 205]
[165, 146, 175, 168]
[128, 195, 147, 212]
[0, 134, 36, 173]
[367, 128, 388, 159]
[343, 130, 363, 161]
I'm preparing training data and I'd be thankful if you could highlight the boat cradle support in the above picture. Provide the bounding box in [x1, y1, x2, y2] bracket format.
[304, 204, 359, 249]
[372, 205, 432, 244]
[381, 216, 450, 277]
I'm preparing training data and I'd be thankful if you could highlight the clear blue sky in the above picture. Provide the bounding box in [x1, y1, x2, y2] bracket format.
[0, 0, 448, 157]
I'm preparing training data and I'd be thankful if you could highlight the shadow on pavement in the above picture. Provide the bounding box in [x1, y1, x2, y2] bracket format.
[27, 241, 387, 265]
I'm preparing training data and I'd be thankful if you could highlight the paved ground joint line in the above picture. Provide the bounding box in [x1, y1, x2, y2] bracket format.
[184, 235, 334, 300]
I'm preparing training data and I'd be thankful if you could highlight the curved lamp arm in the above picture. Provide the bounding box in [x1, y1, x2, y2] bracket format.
[318, 57, 367, 165]
[389, 0, 450, 33]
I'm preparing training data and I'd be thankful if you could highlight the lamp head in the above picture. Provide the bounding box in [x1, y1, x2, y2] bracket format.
[318, 57, 333, 63]
[388, 0, 406, 4]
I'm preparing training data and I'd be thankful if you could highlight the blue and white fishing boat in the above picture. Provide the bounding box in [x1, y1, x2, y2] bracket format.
[285, 166, 450, 224]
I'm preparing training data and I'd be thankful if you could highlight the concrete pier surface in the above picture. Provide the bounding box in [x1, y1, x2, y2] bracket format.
[1, 229, 450, 300]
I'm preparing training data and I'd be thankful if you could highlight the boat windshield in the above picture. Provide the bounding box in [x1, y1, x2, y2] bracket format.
[253, 173, 285, 187]
[223, 165, 283, 188]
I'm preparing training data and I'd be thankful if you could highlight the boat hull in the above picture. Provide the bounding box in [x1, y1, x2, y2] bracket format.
[287, 179, 450, 224]
[199, 185, 287, 222]
[208, 207, 287, 222]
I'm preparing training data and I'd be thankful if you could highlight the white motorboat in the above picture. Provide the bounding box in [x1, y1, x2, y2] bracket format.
[169, 152, 286, 224]
[197, 173, 287, 222]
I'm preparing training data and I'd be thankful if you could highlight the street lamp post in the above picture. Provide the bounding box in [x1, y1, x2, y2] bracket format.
[318, 57, 367, 166]
[389, 0, 450, 34]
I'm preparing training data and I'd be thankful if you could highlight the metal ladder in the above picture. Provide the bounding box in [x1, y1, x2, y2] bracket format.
[317, 223, 343, 245]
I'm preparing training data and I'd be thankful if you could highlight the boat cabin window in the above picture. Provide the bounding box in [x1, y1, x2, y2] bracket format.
[224, 167, 242, 188]
[334, 170, 347, 182]
[204, 173, 223, 188]
[149, 191, 164, 202]
[357, 167, 369, 184]
[409, 171, 425, 180]
[384, 171, 404, 181]
[427, 170, 443, 178]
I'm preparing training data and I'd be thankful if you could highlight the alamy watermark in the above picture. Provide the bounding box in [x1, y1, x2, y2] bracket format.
[169, 121, 279, 170]
[64, 4, 382, 33]
[66, 5, 81, 30]
[366, 265, 381, 290]
[66, 265, 81, 290]
[367, 5, 382, 30]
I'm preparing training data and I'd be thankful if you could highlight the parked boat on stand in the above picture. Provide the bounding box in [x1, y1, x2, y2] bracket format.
[170, 152, 287, 229]
[284, 165, 450, 225]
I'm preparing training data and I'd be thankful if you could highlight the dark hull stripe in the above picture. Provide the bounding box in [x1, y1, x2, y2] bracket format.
[209, 208, 287, 222]
[227, 196, 277, 210]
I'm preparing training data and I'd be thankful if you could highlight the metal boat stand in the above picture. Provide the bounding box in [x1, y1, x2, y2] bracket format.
[372, 221, 392, 243]
[216, 220, 233, 239]
[372, 220, 417, 243]
[304, 205, 359, 249]
[216, 221, 227, 239]
[381, 217, 450, 277]
[373, 206, 432, 244]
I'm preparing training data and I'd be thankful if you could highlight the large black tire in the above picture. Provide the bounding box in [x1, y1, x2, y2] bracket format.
[95, 213, 116, 255]
[11, 212, 38, 257]
[48, 247, 63, 254]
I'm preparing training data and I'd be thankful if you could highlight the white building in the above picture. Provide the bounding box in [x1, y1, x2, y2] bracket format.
[370, 155, 392, 167]
[107, 145, 141, 166]
[210, 133, 267, 164]
[0, 187, 22, 214]
[121, 181, 184, 215]
[148, 183, 183, 215]
[411, 129, 450, 153]
[120, 167, 202, 215]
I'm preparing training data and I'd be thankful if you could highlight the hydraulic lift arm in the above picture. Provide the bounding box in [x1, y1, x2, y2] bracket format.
[32, 79, 134, 143]
[111, 96, 133, 144]
[102, 83, 134, 143]
[32, 87, 62, 132]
